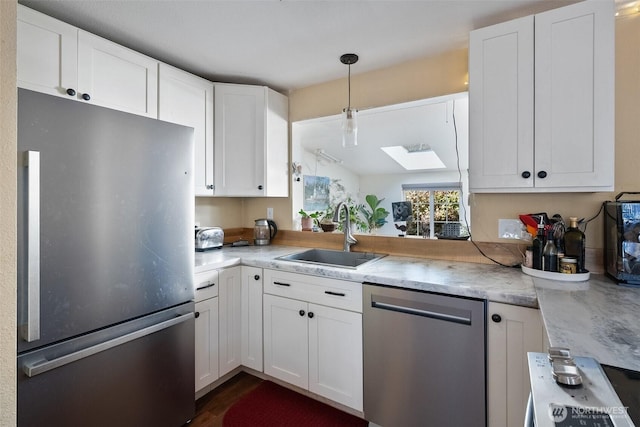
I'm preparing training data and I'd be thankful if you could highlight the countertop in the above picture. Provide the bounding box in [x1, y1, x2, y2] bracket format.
[195, 245, 640, 372]
[534, 275, 640, 372]
[195, 245, 537, 307]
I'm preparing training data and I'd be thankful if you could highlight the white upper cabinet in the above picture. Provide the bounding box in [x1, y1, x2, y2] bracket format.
[214, 83, 289, 197]
[77, 31, 158, 118]
[17, 5, 78, 98]
[469, 16, 534, 191]
[159, 64, 214, 196]
[17, 5, 158, 119]
[469, 0, 614, 192]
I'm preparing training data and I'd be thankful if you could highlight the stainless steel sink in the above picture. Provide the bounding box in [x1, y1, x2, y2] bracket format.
[277, 248, 386, 269]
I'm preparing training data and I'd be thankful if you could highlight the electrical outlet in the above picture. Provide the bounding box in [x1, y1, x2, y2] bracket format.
[267, 207, 274, 220]
[498, 219, 529, 240]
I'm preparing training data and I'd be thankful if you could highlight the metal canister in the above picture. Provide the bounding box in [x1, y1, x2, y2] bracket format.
[524, 246, 533, 268]
[560, 257, 577, 274]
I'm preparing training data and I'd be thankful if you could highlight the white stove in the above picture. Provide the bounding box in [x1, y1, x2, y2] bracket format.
[526, 351, 635, 427]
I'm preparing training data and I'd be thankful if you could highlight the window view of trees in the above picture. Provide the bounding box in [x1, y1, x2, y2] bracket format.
[403, 189, 462, 238]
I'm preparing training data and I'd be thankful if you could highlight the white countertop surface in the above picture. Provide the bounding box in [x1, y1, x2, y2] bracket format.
[195, 245, 640, 372]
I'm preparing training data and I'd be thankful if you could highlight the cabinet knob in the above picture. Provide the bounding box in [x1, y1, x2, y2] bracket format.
[308, 312, 314, 319]
[537, 171, 548, 179]
[66, 88, 76, 97]
[299, 310, 305, 317]
[491, 314, 502, 323]
[521, 171, 531, 179]
[257, 185, 263, 190]
[194, 311, 200, 319]
[254, 274, 260, 280]
[81, 93, 91, 101]
[206, 184, 214, 190]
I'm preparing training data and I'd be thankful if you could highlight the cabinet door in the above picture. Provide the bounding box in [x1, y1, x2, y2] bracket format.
[158, 64, 214, 196]
[263, 294, 308, 389]
[214, 84, 266, 196]
[241, 266, 263, 372]
[534, 0, 614, 190]
[308, 303, 363, 411]
[264, 89, 289, 197]
[487, 302, 544, 427]
[77, 31, 158, 118]
[469, 16, 534, 191]
[17, 5, 78, 99]
[218, 267, 242, 377]
[194, 297, 219, 392]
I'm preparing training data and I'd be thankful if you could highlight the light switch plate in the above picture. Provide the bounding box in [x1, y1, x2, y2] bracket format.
[267, 207, 274, 220]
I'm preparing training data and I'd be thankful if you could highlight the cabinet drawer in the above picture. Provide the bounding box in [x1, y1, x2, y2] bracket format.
[263, 269, 362, 313]
[194, 270, 219, 302]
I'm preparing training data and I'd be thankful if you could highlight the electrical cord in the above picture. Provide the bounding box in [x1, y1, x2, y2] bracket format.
[452, 98, 520, 268]
[582, 202, 604, 235]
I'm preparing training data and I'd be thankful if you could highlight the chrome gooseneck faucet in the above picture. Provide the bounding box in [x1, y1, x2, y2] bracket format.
[333, 201, 357, 252]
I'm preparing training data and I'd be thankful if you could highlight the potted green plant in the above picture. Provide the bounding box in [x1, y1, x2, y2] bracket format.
[298, 209, 320, 231]
[359, 194, 390, 233]
[317, 207, 336, 232]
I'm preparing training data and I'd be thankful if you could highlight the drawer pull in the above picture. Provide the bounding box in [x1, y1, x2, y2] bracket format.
[196, 281, 216, 290]
[325, 291, 346, 297]
[273, 281, 291, 287]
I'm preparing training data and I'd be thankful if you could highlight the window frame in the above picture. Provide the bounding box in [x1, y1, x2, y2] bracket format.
[401, 182, 462, 239]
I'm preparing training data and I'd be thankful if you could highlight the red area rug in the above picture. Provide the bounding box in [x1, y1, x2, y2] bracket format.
[222, 380, 367, 427]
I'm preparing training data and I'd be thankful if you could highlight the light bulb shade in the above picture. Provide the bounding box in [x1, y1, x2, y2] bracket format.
[342, 107, 358, 147]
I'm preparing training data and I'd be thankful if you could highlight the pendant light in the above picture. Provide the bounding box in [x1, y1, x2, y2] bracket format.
[340, 53, 358, 147]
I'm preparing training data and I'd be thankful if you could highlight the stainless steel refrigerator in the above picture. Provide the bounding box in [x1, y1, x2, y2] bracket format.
[17, 88, 196, 427]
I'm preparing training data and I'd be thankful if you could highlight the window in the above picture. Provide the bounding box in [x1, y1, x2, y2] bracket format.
[402, 183, 463, 238]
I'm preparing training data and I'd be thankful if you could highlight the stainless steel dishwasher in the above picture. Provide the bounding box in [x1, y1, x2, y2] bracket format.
[363, 283, 486, 427]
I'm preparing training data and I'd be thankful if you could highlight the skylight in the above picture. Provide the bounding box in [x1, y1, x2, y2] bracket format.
[380, 145, 445, 170]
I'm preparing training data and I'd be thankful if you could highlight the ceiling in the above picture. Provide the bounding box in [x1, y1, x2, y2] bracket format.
[293, 93, 469, 176]
[18, 0, 587, 93]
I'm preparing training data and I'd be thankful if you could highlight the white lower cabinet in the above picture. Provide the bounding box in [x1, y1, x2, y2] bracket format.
[263, 269, 363, 411]
[218, 266, 242, 377]
[487, 302, 546, 427]
[241, 266, 263, 372]
[194, 265, 263, 396]
[194, 270, 219, 393]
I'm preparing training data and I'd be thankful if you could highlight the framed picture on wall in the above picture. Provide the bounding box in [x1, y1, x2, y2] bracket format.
[303, 175, 330, 211]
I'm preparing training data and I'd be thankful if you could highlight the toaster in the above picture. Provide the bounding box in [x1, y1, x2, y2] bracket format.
[195, 227, 224, 251]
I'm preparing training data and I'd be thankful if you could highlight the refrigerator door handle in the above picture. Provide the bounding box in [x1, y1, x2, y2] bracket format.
[22, 151, 41, 342]
[23, 312, 194, 377]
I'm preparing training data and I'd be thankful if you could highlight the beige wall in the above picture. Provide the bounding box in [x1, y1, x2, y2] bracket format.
[204, 49, 470, 230]
[233, 15, 640, 249]
[0, 0, 17, 425]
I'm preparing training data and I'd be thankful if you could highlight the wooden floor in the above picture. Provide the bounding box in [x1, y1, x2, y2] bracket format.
[186, 372, 264, 427]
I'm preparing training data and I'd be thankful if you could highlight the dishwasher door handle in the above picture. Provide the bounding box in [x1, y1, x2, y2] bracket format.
[371, 300, 472, 325]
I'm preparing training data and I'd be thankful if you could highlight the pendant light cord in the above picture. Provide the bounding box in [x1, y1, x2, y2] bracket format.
[347, 63, 351, 109]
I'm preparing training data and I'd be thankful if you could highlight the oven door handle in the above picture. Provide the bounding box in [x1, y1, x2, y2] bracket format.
[524, 392, 534, 427]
